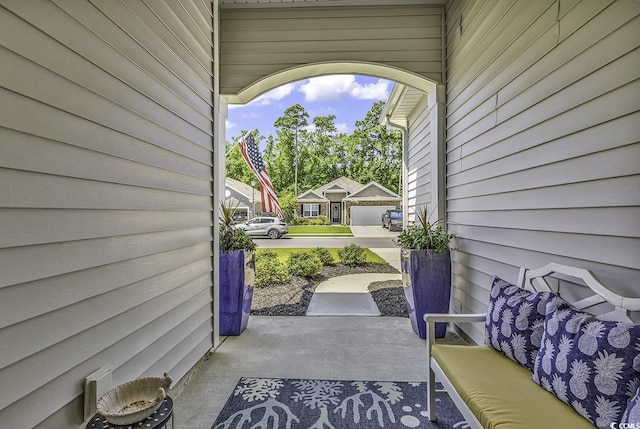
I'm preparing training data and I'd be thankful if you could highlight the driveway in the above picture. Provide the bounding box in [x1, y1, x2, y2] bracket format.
[350, 226, 401, 238]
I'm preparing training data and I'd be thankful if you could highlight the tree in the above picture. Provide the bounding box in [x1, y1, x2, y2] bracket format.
[276, 191, 297, 221]
[306, 115, 338, 186]
[263, 134, 291, 193]
[274, 104, 309, 195]
[227, 101, 402, 205]
[348, 101, 402, 193]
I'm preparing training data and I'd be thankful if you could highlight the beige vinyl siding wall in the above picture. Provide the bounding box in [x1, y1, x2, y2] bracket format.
[406, 97, 432, 224]
[445, 0, 640, 344]
[219, 5, 443, 96]
[0, 1, 214, 428]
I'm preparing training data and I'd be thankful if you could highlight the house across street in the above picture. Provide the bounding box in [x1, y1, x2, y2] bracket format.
[296, 177, 401, 225]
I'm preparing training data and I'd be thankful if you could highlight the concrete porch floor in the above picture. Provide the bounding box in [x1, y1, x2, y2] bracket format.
[171, 316, 463, 429]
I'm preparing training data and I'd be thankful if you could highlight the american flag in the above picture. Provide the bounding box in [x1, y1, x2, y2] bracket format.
[238, 131, 283, 218]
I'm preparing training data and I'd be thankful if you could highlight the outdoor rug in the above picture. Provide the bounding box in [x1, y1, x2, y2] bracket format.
[212, 377, 469, 429]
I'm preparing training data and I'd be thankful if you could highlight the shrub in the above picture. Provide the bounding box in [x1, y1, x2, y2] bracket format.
[338, 244, 366, 266]
[255, 250, 289, 287]
[314, 215, 330, 225]
[287, 251, 322, 277]
[289, 216, 311, 226]
[313, 247, 335, 266]
[288, 216, 303, 225]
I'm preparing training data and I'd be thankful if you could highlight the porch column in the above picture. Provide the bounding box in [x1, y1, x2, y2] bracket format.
[212, 0, 222, 348]
[428, 85, 446, 223]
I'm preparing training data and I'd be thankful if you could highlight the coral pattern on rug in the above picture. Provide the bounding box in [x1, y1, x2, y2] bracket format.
[212, 377, 469, 429]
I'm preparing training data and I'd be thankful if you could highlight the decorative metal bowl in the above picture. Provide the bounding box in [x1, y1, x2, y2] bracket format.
[96, 373, 172, 425]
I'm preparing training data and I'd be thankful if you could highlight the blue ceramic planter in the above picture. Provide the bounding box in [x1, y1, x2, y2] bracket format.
[219, 250, 255, 336]
[401, 248, 451, 339]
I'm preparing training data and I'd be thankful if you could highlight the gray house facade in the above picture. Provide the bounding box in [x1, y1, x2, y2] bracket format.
[296, 177, 401, 225]
[1, 0, 638, 427]
[380, 0, 640, 344]
[225, 177, 261, 218]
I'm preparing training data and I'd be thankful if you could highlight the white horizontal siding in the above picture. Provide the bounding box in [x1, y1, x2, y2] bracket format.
[220, 5, 443, 96]
[445, 0, 640, 345]
[0, 209, 212, 248]
[0, 1, 214, 428]
[406, 101, 433, 222]
[0, 129, 211, 194]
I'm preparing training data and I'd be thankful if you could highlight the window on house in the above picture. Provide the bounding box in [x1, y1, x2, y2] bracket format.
[303, 204, 319, 217]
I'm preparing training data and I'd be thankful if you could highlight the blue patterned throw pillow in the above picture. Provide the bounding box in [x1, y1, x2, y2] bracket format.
[485, 276, 561, 370]
[622, 388, 640, 425]
[533, 300, 640, 429]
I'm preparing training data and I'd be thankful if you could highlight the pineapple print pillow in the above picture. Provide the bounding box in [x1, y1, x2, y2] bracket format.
[532, 301, 640, 429]
[485, 276, 561, 371]
[622, 388, 640, 425]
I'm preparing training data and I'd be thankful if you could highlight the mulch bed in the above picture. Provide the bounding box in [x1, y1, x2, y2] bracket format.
[251, 263, 408, 317]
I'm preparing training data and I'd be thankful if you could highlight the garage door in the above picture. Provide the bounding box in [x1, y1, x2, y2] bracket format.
[350, 206, 395, 226]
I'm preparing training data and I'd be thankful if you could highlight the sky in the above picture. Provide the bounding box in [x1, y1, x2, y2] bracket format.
[225, 75, 394, 145]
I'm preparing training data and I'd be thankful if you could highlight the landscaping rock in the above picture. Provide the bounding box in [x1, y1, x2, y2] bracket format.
[251, 263, 406, 317]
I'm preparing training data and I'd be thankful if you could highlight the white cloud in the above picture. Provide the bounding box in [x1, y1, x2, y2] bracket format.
[299, 75, 391, 102]
[349, 79, 391, 100]
[225, 120, 236, 131]
[336, 123, 349, 134]
[251, 83, 297, 106]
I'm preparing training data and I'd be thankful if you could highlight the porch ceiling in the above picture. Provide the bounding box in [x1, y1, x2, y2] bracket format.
[219, 0, 445, 9]
[381, 84, 428, 127]
[218, 0, 444, 101]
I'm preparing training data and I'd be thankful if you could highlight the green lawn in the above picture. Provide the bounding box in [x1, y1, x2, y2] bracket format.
[286, 225, 353, 236]
[255, 247, 387, 264]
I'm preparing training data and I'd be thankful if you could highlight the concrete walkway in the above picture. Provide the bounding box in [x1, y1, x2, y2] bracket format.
[306, 272, 402, 316]
[170, 245, 466, 428]
[172, 316, 430, 429]
[370, 247, 402, 271]
[306, 247, 403, 316]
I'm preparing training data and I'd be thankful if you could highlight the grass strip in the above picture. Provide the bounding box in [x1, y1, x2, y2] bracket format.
[287, 225, 353, 236]
[286, 233, 353, 237]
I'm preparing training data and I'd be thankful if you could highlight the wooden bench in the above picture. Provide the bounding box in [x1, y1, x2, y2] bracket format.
[425, 263, 640, 429]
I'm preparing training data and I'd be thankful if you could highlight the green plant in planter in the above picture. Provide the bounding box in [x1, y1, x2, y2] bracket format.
[394, 206, 454, 251]
[219, 202, 256, 252]
[219, 201, 256, 336]
[395, 206, 455, 339]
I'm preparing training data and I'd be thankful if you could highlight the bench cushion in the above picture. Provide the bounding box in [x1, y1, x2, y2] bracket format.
[432, 344, 595, 429]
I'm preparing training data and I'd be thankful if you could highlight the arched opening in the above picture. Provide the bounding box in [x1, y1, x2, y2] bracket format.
[214, 63, 443, 342]
[223, 62, 437, 105]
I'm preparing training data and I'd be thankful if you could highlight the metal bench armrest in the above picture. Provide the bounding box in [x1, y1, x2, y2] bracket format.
[424, 313, 487, 324]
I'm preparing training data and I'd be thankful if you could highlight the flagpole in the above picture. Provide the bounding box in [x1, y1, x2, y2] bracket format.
[225, 130, 253, 157]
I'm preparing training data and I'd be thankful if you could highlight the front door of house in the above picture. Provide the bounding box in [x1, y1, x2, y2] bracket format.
[331, 203, 341, 223]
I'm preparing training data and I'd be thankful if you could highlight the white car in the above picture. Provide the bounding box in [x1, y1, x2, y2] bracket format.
[235, 216, 289, 239]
